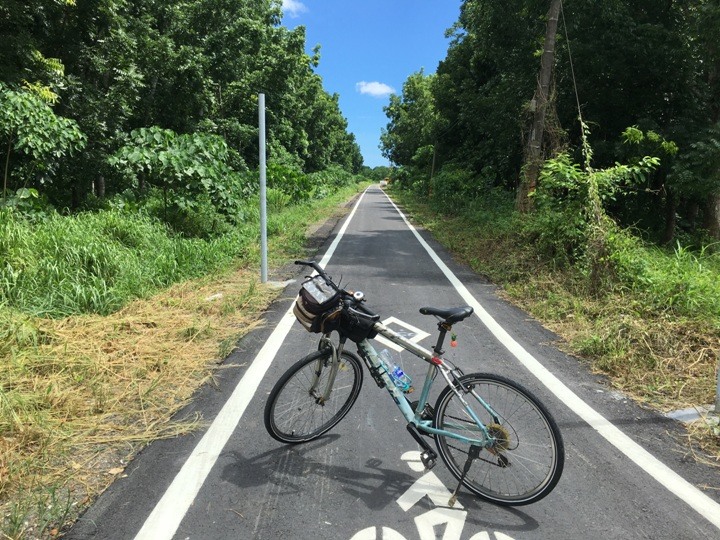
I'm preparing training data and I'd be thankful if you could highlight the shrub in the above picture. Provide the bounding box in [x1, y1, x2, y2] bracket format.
[141, 191, 232, 239]
[528, 152, 659, 277]
[267, 163, 311, 204]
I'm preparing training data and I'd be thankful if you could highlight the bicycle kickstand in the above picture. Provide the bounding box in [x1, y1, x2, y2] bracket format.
[448, 444, 481, 507]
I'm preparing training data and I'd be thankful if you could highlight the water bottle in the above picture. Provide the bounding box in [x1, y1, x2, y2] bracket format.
[379, 349, 413, 393]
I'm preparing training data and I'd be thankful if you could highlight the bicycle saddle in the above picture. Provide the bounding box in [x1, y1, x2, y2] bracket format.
[419, 306, 474, 324]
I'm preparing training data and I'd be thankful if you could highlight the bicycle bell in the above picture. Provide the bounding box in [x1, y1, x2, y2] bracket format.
[352, 291, 365, 302]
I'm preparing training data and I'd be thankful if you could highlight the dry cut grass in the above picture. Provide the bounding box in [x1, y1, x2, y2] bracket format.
[502, 283, 719, 411]
[0, 267, 279, 538]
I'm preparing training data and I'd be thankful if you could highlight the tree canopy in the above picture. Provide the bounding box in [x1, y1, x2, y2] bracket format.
[0, 0, 363, 210]
[381, 0, 720, 243]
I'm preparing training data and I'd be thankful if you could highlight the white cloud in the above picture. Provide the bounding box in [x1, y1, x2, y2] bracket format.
[356, 81, 395, 98]
[282, 0, 308, 18]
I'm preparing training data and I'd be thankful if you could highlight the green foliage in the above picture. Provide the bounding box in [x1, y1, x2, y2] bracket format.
[0, 84, 86, 197]
[669, 125, 720, 198]
[141, 191, 233, 239]
[430, 0, 542, 185]
[307, 165, 359, 199]
[380, 70, 438, 168]
[0, 0, 363, 211]
[385, 0, 720, 242]
[266, 162, 311, 204]
[0, 188, 48, 216]
[110, 127, 252, 233]
[429, 166, 479, 210]
[527, 152, 660, 270]
[361, 166, 393, 182]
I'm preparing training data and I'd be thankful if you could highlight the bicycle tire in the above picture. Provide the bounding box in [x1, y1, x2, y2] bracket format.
[434, 373, 564, 506]
[264, 349, 364, 443]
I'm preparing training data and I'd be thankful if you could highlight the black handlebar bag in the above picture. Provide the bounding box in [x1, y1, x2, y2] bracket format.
[339, 308, 378, 343]
[293, 276, 342, 333]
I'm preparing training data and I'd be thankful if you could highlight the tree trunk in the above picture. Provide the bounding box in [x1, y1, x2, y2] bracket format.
[95, 175, 106, 199]
[703, 191, 720, 240]
[661, 189, 676, 245]
[517, 0, 562, 213]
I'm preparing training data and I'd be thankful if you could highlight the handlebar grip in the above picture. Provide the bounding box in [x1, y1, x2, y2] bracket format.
[294, 259, 324, 275]
[294, 260, 339, 292]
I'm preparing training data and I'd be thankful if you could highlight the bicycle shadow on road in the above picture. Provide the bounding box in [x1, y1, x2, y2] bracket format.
[220, 435, 415, 510]
[220, 437, 541, 536]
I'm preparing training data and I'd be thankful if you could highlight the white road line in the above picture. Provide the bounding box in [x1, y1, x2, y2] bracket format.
[380, 189, 720, 531]
[133, 190, 369, 540]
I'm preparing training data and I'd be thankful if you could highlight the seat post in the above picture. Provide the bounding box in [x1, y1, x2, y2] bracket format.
[433, 323, 451, 355]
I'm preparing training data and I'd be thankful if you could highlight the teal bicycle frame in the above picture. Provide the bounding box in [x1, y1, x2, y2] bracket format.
[318, 320, 500, 449]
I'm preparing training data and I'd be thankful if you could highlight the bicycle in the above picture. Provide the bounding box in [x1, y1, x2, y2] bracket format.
[264, 260, 564, 506]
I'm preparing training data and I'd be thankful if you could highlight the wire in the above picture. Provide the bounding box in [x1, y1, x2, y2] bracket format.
[560, 0, 583, 125]
[560, 0, 593, 169]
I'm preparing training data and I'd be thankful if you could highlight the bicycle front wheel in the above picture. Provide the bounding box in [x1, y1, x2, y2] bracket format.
[434, 373, 564, 506]
[264, 349, 363, 443]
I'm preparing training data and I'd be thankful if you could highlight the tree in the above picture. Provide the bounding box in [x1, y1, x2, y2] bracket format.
[432, 0, 545, 186]
[517, 0, 562, 212]
[0, 0, 362, 210]
[688, 1, 720, 240]
[380, 70, 438, 169]
[0, 84, 86, 201]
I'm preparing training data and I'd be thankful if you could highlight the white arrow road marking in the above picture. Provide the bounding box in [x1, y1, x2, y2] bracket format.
[350, 527, 409, 540]
[398, 451, 468, 540]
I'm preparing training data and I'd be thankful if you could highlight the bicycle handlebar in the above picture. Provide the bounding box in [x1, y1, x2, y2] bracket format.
[295, 260, 338, 290]
[350, 300, 380, 320]
[295, 260, 380, 320]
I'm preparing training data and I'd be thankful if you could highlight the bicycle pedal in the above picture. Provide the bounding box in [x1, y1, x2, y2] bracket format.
[420, 450, 437, 470]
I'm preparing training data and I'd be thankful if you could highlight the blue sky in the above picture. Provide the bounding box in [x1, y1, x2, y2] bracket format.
[281, 1, 462, 168]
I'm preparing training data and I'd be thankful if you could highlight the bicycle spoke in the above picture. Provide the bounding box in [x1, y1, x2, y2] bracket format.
[434, 373, 564, 505]
[265, 350, 363, 443]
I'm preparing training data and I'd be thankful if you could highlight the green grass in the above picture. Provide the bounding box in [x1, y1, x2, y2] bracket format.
[0, 179, 369, 318]
[0, 208, 256, 317]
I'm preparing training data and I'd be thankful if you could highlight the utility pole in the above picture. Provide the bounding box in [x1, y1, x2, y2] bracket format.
[259, 93, 267, 283]
[517, 0, 562, 213]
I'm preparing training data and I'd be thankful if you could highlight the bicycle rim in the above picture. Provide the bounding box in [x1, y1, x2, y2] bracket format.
[434, 373, 564, 505]
[264, 349, 363, 443]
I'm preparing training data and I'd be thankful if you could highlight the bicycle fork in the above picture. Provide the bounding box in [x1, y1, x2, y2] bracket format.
[310, 335, 344, 404]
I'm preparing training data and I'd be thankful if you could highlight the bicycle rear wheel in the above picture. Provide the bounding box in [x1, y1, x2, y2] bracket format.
[434, 373, 564, 506]
[264, 349, 363, 443]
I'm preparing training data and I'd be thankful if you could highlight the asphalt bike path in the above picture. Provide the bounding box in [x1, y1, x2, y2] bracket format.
[68, 187, 720, 540]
